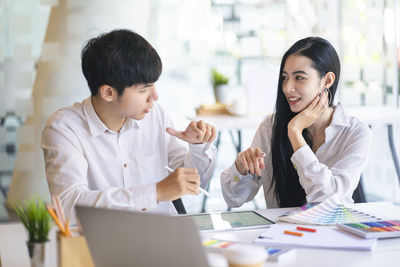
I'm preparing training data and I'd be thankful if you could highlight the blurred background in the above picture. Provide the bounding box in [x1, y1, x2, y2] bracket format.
[0, 0, 399, 216]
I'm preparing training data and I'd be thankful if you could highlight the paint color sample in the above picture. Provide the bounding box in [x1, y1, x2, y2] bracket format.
[280, 198, 381, 225]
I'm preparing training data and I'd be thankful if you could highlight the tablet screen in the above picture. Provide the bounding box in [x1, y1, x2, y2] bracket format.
[186, 211, 274, 231]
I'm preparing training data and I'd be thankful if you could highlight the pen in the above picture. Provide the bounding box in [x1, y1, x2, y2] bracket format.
[165, 165, 210, 196]
[297, 226, 317, 232]
[283, 230, 303, 237]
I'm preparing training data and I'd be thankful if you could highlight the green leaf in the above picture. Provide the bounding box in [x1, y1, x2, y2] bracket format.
[211, 68, 229, 87]
[12, 197, 51, 243]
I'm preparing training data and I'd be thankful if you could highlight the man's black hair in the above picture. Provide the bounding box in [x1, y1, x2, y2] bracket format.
[81, 29, 162, 96]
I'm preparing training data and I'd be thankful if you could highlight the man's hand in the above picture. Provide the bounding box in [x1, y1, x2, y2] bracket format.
[156, 168, 200, 202]
[166, 120, 217, 144]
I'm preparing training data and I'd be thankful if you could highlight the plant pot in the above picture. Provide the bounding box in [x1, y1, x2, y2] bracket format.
[27, 241, 49, 267]
[213, 85, 228, 103]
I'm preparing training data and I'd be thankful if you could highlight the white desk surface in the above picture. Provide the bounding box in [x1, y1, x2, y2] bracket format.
[1, 202, 400, 267]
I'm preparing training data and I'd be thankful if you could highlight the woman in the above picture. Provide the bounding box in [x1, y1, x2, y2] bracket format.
[221, 37, 372, 208]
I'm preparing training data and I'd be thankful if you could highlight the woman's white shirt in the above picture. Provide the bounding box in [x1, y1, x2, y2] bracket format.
[221, 103, 372, 208]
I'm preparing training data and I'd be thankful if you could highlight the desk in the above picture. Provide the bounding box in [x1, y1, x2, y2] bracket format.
[1, 202, 400, 267]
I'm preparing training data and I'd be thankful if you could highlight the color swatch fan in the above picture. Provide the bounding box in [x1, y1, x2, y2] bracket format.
[279, 198, 381, 225]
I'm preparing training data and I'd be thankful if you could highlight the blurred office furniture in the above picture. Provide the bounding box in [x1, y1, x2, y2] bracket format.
[172, 199, 187, 214]
[353, 176, 367, 203]
[0, 113, 23, 199]
[347, 106, 400, 184]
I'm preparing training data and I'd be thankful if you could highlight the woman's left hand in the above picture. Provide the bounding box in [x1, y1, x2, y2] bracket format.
[288, 89, 329, 134]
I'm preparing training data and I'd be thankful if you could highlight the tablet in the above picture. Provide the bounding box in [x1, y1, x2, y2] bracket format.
[183, 211, 275, 232]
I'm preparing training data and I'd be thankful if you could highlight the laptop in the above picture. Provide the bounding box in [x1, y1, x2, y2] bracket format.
[75, 206, 210, 267]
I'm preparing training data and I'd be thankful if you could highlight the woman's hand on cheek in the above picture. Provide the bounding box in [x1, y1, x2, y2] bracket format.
[288, 89, 329, 134]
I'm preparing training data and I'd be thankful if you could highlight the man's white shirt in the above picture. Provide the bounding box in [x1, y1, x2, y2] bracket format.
[41, 97, 216, 217]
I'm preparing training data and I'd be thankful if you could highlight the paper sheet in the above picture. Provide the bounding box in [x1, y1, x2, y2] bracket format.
[255, 224, 377, 251]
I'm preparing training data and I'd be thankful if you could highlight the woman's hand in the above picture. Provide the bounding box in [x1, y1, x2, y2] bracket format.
[235, 147, 266, 176]
[288, 89, 329, 134]
[287, 89, 329, 152]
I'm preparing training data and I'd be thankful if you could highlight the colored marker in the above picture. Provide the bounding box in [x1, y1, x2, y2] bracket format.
[283, 230, 303, 237]
[297, 226, 317, 233]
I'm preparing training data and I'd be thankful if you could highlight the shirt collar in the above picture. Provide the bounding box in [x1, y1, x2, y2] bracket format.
[123, 117, 141, 131]
[329, 102, 350, 128]
[83, 97, 108, 137]
[83, 97, 141, 137]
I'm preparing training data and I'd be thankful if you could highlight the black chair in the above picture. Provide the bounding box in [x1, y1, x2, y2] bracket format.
[172, 198, 186, 214]
[352, 175, 367, 203]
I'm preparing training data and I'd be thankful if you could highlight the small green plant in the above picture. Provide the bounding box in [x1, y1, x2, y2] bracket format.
[211, 68, 229, 88]
[13, 197, 51, 243]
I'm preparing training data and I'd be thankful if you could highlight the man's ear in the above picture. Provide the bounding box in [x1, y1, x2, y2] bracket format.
[98, 85, 116, 102]
[323, 72, 335, 89]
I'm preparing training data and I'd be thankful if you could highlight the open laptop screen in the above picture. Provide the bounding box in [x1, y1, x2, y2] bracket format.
[183, 211, 274, 232]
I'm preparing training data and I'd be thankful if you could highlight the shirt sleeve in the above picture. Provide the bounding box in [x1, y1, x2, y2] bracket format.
[41, 122, 158, 218]
[290, 123, 372, 203]
[220, 117, 272, 207]
[164, 115, 217, 190]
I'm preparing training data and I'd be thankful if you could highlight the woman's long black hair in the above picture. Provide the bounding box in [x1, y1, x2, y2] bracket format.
[271, 37, 340, 207]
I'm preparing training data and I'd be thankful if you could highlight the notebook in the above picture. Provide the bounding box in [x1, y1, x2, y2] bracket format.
[75, 206, 209, 267]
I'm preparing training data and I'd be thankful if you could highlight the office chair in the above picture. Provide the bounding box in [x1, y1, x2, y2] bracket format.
[172, 198, 186, 214]
[352, 175, 367, 203]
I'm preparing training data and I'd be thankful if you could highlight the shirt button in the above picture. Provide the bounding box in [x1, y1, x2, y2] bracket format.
[142, 208, 146, 211]
[234, 175, 239, 182]
[123, 163, 127, 168]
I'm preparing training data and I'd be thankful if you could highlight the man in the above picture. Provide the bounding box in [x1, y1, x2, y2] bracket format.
[41, 29, 217, 217]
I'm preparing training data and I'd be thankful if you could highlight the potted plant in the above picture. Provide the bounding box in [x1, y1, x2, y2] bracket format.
[13, 197, 51, 267]
[211, 68, 229, 103]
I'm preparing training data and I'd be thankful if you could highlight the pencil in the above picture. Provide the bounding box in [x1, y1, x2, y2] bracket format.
[164, 165, 210, 196]
[46, 204, 66, 235]
[64, 218, 72, 237]
[283, 230, 303, 237]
